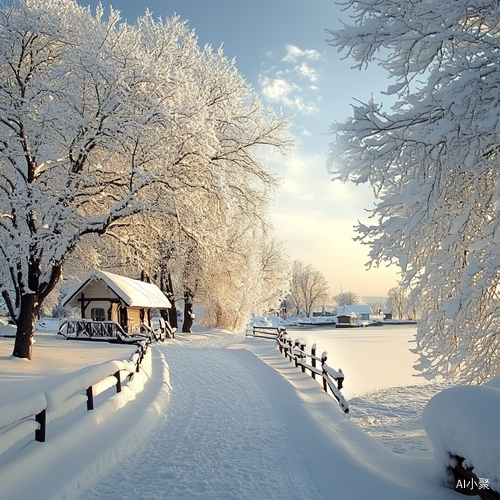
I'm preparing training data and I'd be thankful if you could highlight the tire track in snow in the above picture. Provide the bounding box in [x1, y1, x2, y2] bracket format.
[81, 343, 323, 500]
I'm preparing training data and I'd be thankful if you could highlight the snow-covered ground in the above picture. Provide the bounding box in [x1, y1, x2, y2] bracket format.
[0, 323, 464, 499]
[289, 325, 453, 457]
[0, 322, 137, 405]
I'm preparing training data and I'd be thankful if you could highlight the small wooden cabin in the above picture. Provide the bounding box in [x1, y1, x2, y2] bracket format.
[382, 308, 393, 320]
[62, 269, 171, 334]
[335, 305, 373, 327]
[336, 313, 357, 326]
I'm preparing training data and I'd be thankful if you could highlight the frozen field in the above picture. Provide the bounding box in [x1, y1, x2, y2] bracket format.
[289, 325, 451, 456]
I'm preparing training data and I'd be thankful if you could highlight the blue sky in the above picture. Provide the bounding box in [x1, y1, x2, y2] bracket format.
[81, 0, 400, 298]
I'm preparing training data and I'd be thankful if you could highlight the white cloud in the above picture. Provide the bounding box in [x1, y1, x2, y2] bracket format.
[260, 77, 297, 101]
[297, 62, 318, 83]
[282, 44, 321, 63]
[259, 76, 317, 114]
[258, 45, 322, 115]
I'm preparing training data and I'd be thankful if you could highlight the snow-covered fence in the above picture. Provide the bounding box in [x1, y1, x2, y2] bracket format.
[277, 330, 349, 413]
[58, 319, 130, 341]
[0, 340, 150, 457]
[247, 325, 284, 339]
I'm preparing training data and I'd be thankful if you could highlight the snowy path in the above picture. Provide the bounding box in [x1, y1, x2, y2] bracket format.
[0, 332, 462, 500]
[80, 334, 459, 500]
[81, 343, 323, 500]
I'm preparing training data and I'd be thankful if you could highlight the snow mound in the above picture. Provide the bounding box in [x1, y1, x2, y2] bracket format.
[423, 385, 500, 491]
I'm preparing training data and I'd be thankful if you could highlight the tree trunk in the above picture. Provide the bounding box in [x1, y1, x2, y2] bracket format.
[11, 263, 61, 360]
[164, 272, 178, 329]
[182, 288, 194, 333]
[12, 293, 40, 360]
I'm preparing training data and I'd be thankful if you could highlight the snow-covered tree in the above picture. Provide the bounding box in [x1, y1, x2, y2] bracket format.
[0, 0, 291, 359]
[288, 261, 329, 317]
[334, 291, 361, 307]
[386, 287, 407, 321]
[328, 0, 500, 382]
[198, 227, 289, 331]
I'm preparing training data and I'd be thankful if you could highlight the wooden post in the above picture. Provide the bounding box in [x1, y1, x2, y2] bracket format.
[300, 342, 306, 372]
[136, 347, 143, 372]
[115, 371, 122, 393]
[86, 386, 94, 410]
[337, 368, 344, 390]
[321, 352, 328, 393]
[80, 292, 85, 319]
[35, 409, 46, 442]
[311, 344, 317, 380]
[294, 340, 299, 367]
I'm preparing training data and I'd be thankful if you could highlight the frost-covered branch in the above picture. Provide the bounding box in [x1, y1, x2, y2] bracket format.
[328, 0, 500, 383]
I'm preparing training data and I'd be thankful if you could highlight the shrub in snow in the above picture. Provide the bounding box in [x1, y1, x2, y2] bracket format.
[423, 385, 500, 491]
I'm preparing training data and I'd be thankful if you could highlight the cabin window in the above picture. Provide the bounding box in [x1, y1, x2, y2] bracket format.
[91, 308, 106, 321]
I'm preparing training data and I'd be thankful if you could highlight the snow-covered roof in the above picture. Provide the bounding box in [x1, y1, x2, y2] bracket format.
[336, 304, 372, 316]
[62, 269, 171, 309]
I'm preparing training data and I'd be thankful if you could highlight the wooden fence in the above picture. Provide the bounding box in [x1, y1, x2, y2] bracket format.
[247, 326, 349, 413]
[246, 325, 284, 339]
[0, 340, 150, 457]
[58, 319, 131, 341]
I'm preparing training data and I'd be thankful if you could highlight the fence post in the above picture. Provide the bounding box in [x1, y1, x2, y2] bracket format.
[294, 339, 300, 368]
[337, 368, 344, 390]
[288, 339, 293, 361]
[300, 341, 306, 372]
[136, 346, 142, 373]
[321, 352, 328, 393]
[115, 371, 122, 393]
[35, 409, 46, 442]
[311, 344, 317, 380]
[86, 386, 94, 410]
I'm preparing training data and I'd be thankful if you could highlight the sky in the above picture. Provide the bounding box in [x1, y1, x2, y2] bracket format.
[80, 0, 401, 299]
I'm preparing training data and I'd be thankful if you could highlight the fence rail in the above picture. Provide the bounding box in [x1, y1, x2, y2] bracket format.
[0, 340, 150, 457]
[58, 319, 131, 341]
[247, 325, 349, 413]
[59, 318, 174, 343]
[246, 325, 283, 339]
[277, 330, 349, 413]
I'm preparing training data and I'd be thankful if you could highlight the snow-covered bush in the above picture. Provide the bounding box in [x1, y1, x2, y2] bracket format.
[423, 385, 500, 492]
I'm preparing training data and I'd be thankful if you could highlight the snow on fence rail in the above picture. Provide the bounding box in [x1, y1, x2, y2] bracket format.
[58, 319, 131, 341]
[246, 325, 281, 339]
[247, 326, 349, 413]
[0, 340, 150, 457]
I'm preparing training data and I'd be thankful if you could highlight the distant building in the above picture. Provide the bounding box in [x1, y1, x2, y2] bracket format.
[381, 308, 393, 320]
[335, 305, 372, 327]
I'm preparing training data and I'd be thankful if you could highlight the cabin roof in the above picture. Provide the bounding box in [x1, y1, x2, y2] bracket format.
[336, 304, 372, 316]
[62, 269, 171, 309]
